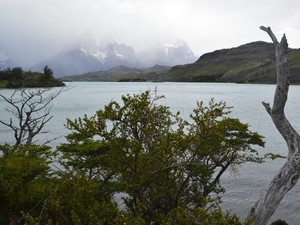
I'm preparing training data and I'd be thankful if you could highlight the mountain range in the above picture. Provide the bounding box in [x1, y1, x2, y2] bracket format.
[0, 33, 198, 77]
[30, 34, 198, 77]
[62, 41, 300, 84]
[2, 40, 300, 84]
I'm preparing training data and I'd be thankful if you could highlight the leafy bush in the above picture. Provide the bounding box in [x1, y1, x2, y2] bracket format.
[58, 90, 264, 223]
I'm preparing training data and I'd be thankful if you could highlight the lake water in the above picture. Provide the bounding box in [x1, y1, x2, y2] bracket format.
[0, 82, 300, 224]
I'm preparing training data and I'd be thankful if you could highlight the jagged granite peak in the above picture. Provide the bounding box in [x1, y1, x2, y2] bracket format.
[164, 39, 197, 62]
[138, 39, 198, 67]
[103, 42, 140, 68]
[73, 31, 107, 63]
[69, 33, 138, 66]
[31, 34, 198, 77]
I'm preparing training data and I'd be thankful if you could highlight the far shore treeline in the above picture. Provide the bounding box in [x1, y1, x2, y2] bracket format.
[0, 65, 65, 88]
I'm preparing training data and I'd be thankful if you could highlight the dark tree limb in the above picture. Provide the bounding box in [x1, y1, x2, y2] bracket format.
[0, 87, 67, 146]
[248, 26, 300, 225]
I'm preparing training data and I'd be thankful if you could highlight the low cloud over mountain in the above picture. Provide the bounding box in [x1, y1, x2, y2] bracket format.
[31, 33, 198, 77]
[0, 51, 15, 69]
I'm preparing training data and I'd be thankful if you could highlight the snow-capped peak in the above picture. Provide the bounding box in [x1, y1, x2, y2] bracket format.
[114, 51, 126, 58]
[89, 50, 107, 63]
[31, 33, 197, 77]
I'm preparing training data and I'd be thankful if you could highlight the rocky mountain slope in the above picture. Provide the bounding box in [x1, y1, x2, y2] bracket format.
[162, 41, 300, 83]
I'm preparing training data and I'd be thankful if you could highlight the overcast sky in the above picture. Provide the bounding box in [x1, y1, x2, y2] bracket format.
[1, 0, 300, 65]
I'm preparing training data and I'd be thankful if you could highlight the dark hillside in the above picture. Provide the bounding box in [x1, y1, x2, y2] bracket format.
[164, 41, 300, 83]
[61, 65, 170, 82]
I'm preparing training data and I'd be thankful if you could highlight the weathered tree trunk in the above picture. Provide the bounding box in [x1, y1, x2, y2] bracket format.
[248, 26, 300, 225]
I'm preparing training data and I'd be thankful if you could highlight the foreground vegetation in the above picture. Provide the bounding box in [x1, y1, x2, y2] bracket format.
[0, 89, 266, 224]
[0, 66, 65, 88]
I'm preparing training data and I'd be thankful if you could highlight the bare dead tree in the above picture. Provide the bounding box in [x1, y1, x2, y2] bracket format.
[248, 26, 300, 224]
[0, 87, 67, 146]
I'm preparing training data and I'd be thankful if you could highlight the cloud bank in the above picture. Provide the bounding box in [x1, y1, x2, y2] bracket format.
[1, 0, 300, 65]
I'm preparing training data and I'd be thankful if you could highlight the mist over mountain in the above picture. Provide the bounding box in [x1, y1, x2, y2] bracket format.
[30, 33, 198, 77]
[0, 51, 16, 69]
[137, 40, 198, 67]
[62, 41, 300, 84]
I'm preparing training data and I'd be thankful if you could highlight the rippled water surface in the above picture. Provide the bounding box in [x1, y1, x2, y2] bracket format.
[1, 82, 300, 224]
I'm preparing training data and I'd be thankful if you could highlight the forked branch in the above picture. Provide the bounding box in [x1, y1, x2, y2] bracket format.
[0, 87, 67, 146]
[248, 26, 300, 225]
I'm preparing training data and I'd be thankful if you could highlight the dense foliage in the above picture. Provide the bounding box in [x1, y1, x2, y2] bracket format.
[0, 66, 65, 88]
[0, 90, 264, 224]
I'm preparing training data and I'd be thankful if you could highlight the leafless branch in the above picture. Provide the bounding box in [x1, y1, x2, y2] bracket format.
[0, 87, 68, 145]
